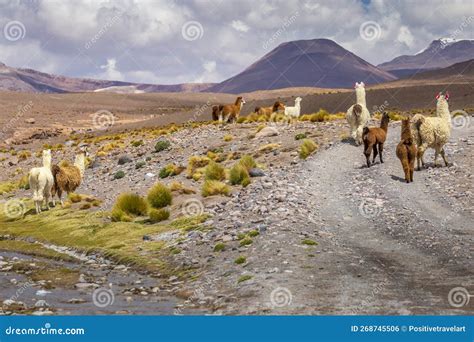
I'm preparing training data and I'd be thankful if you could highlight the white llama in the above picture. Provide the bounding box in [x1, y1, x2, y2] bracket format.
[411, 92, 452, 170]
[346, 82, 371, 145]
[29, 149, 54, 214]
[285, 97, 302, 117]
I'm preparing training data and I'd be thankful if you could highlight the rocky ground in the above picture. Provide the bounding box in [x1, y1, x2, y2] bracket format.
[0, 113, 472, 315]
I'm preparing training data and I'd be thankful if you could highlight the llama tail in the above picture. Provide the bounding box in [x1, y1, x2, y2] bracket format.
[362, 126, 370, 137]
[51, 164, 61, 192]
[411, 114, 425, 146]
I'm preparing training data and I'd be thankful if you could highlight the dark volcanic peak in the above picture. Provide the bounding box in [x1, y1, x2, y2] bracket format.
[207, 38, 396, 94]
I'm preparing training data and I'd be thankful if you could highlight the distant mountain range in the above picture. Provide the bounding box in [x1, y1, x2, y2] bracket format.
[207, 39, 396, 93]
[378, 39, 474, 78]
[0, 38, 472, 94]
[0, 62, 213, 93]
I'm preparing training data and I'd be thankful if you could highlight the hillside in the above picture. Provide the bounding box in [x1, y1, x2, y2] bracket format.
[206, 39, 396, 93]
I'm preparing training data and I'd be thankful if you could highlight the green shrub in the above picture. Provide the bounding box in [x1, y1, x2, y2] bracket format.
[149, 208, 170, 223]
[214, 243, 225, 252]
[248, 230, 259, 237]
[238, 275, 252, 283]
[239, 237, 253, 246]
[204, 161, 226, 181]
[135, 161, 146, 169]
[229, 163, 250, 187]
[302, 239, 318, 246]
[147, 183, 172, 208]
[239, 155, 256, 171]
[295, 133, 307, 140]
[234, 256, 246, 264]
[155, 140, 171, 152]
[299, 139, 318, 159]
[159, 164, 184, 178]
[114, 170, 125, 179]
[202, 180, 231, 197]
[111, 193, 148, 222]
[131, 140, 144, 147]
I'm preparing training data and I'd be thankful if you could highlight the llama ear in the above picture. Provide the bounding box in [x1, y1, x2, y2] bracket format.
[360, 82, 365, 87]
[445, 91, 450, 100]
[435, 92, 441, 99]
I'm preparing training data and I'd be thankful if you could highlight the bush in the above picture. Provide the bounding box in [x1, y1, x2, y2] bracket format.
[258, 143, 280, 153]
[114, 170, 125, 179]
[149, 208, 170, 223]
[234, 256, 246, 264]
[239, 237, 253, 246]
[204, 161, 226, 181]
[295, 133, 307, 140]
[202, 180, 231, 197]
[229, 163, 250, 187]
[299, 139, 318, 159]
[223, 134, 233, 142]
[186, 156, 211, 178]
[131, 140, 144, 147]
[135, 161, 146, 169]
[18, 174, 30, 190]
[18, 150, 31, 160]
[239, 155, 256, 171]
[147, 183, 172, 208]
[214, 243, 225, 252]
[154, 140, 171, 152]
[68, 193, 83, 203]
[111, 193, 148, 222]
[159, 164, 184, 178]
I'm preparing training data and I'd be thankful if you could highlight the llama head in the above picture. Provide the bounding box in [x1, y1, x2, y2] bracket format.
[435, 91, 449, 102]
[354, 82, 365, 89]
[295, 97, 302, 103]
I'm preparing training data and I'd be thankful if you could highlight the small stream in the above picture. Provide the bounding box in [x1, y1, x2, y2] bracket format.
[0, 247, 208, 315]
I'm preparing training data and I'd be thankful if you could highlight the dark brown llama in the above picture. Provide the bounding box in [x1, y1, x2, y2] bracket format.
[362, 112, 390, 168]
[396, 118, 417, 183]
[254, 101, 285, 117]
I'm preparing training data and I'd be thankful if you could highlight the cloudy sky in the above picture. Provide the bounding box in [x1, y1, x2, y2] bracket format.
[0, 0, 472, 84]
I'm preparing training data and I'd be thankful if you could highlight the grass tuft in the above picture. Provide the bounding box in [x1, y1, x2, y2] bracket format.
[202, 180, 231, 197]
[147, 183, 172, 209]
[299, 139, 318, 159]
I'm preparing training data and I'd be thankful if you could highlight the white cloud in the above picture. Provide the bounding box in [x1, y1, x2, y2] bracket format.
[0, 0, 472, 84]
[231, 20, 249, 32]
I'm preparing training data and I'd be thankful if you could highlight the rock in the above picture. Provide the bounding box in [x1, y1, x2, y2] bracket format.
[74, 282, 99, 289]
[25, 118, 36, 124]
[118, 155, 132, 165]
[32, 310, 53, 316]
[68, 298, 86, 304]
[34, 300, 49, 308]
[249, 168, 265, 177]
[142, 235, 151, 241]
[255, 127, 279, 138]
[145, 172, 155, 178]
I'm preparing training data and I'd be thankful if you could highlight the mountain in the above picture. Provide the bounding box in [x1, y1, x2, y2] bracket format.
[206, 39, 396, 93]
[0, 62, 214, 93]
[378, 39, 474, 78]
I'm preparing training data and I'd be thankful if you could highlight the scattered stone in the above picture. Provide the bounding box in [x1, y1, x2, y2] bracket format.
[255, 126, 279, 138]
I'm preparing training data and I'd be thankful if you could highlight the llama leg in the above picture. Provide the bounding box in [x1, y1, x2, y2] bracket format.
[58, 188, 63, 205]
[440, 148, 449, 167]
[434, 149, 440, 167]
[409, 162, 415, 182]
[372, 144, 378, 164]
[378, 143, 384, 163]
[417, 144, 426, 170]
[401, 160, 410, 183]
[364, 143, 372, 168]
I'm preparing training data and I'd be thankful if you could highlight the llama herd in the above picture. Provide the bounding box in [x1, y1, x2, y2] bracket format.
[28, 149, 87, 213]
[346, 82, 453, 183]
[212, 96, 304, 123]
[24, 84, 453, 215]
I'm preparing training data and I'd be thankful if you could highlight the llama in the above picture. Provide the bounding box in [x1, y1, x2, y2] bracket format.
[51, 151, 87, 205]
[216, 96, 245, 123]
[346, 82, 371, 145]
[362, 111, 389, 168]
[284, 97, 302, 117]
[28, 149, 54, 214]
[254, 101, 285, 117]
[211, 105, 223, 121]
[411, 92, 452, 170]
[396, 118, 417, 183]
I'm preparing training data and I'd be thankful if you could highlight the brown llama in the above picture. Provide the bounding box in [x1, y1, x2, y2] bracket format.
[362, 111, 390, 168]
[216, 96, 245, 123]
[51, 151, 87, 205]
[254, 101, 285, 117]
[211, 105, 223, 121]
[396, 118, 417, 183]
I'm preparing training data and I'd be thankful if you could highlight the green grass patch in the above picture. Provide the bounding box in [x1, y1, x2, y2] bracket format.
[302, 239, 318, 246]
[234, 256, 246, 264]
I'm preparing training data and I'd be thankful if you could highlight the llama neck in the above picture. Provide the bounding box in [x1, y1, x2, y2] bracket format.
[437, 101, 451, 121]
[75, 155, 85, 177]
[380, 117, 389, 132]
[356, 88, 366, 107]
[401, 123, 411, 138]
[43, 156, 51, 168]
